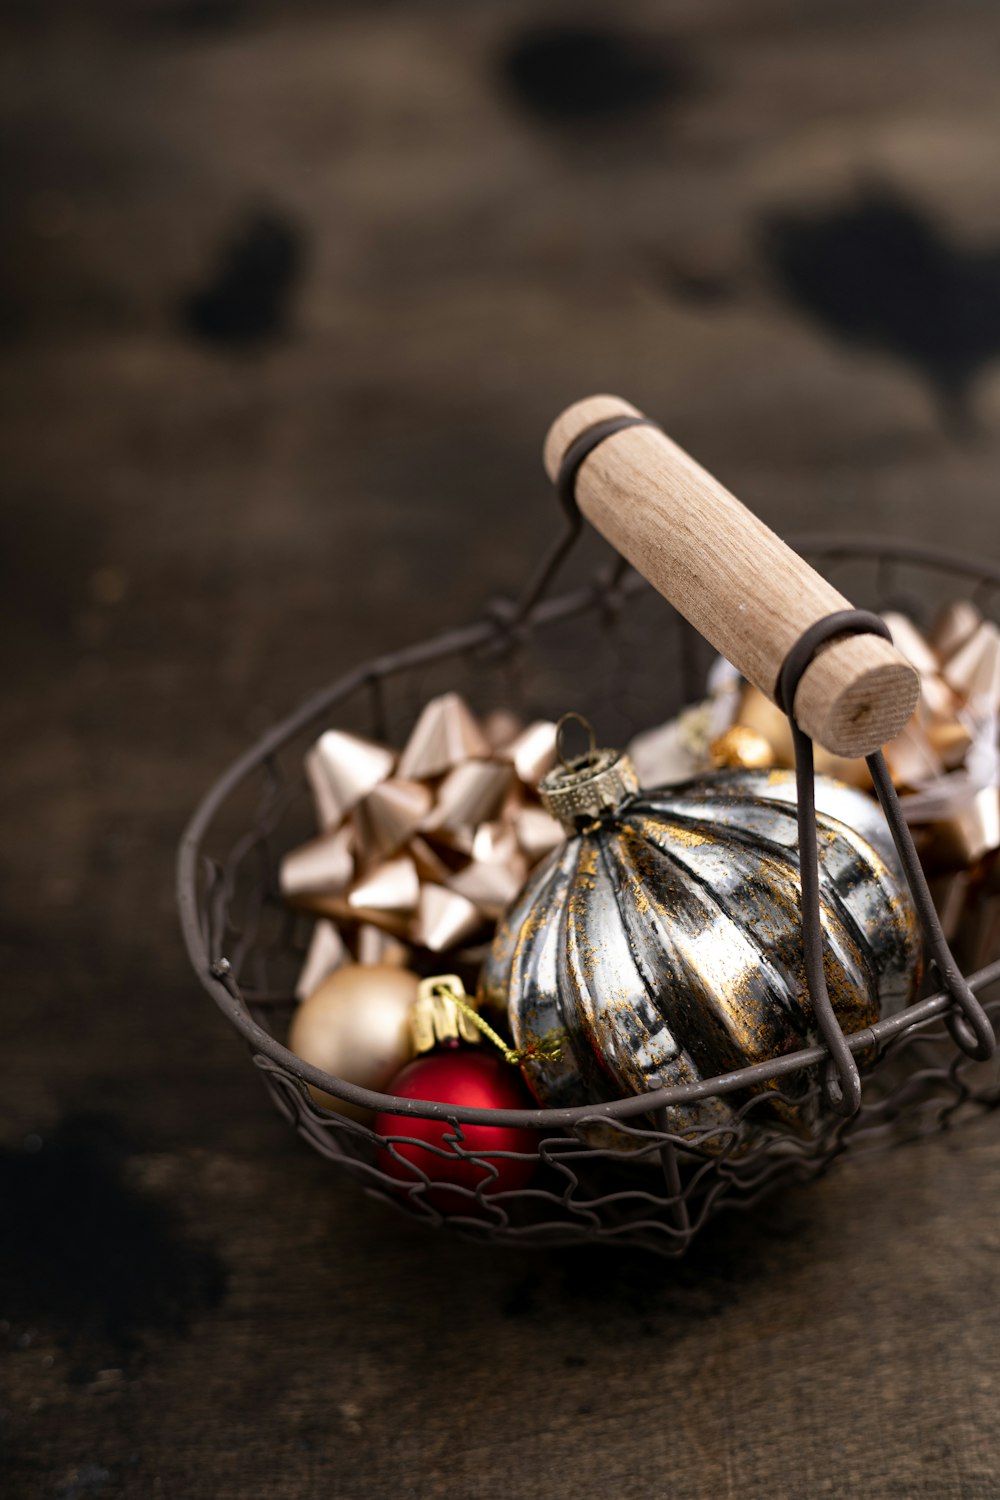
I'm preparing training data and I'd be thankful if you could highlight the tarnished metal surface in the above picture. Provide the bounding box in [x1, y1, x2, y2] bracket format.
[481, 770, 922, 1137]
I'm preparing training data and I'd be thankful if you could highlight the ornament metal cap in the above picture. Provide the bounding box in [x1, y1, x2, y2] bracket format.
[538, 714, 640, 829]
[411, 976, 483, 1053]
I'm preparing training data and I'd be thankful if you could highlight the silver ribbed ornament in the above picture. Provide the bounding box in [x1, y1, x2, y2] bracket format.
[481, 748, 922, 1143]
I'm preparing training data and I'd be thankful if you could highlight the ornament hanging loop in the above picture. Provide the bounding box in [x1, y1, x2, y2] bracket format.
[555, 711, 598, 770]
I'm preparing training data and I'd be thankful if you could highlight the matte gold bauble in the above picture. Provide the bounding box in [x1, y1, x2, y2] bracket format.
[288, 964, 420, 1120]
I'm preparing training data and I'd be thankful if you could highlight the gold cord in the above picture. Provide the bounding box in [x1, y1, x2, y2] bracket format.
[425, 978, 563, 1066]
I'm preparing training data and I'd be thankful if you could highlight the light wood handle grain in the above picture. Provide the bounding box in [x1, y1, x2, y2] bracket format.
[544, 395, 919, 758]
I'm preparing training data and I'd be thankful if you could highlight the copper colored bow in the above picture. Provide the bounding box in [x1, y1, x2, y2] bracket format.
[282, 694, 564, 991]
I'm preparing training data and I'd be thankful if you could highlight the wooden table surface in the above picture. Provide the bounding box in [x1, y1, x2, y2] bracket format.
[4, 4, 1000, 1496]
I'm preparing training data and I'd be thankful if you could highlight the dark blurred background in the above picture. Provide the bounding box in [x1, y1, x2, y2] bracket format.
[4, 3, 1000, 1497]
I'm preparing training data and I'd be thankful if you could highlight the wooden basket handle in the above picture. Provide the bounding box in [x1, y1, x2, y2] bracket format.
[544, 395, 919, 759]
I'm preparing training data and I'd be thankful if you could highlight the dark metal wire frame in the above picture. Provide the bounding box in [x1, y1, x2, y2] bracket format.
[507, 415, 657, 626]
[246, 991, 1000, 1253]
[776, 609, 996, 1117]
[178, 535, 1000, 1132]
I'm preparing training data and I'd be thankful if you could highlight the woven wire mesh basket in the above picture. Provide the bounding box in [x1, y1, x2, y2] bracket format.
[178, 512, 1000, 1256]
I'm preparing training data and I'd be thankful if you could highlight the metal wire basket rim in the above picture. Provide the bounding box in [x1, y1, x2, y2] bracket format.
[177, 536, 1000, 1129]
[208, 957, 1000, 1127]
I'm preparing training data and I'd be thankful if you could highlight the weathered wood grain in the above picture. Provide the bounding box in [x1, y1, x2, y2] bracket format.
[544, 394, 919, 755]
[3, 5, 1000, 1499]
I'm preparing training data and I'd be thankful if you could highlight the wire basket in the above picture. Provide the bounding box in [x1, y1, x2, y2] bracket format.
[177, 416, 1000, 1256]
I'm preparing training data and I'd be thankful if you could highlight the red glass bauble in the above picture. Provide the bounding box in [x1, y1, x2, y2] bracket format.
[375, 1050, 537, 1208]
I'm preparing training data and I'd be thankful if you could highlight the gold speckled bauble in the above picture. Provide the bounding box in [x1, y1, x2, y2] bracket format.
[482, 746, 923, 1142]
[288, 963, 420, 1120]
[709, 724, 776, 771]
